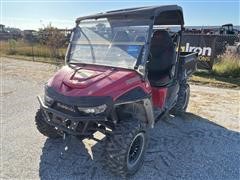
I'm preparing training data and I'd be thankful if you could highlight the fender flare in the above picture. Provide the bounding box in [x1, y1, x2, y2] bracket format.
[114, 88, 154, 128]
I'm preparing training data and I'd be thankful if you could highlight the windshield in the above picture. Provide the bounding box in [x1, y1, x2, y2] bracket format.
[68, 18, 150, 69]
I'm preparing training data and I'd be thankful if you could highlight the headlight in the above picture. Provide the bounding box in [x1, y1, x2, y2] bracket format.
[77, 104, 107, 114]
[44, 95, 54, 106]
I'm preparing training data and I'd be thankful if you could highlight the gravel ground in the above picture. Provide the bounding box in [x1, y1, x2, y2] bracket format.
[1, 57, 240, 180]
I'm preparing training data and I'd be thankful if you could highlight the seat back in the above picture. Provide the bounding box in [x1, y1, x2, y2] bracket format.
[147, 30, 175, 76]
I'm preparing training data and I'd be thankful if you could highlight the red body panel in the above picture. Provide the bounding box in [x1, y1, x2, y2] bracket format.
[151, 87, 167, 108]
[47, 65, 152, 101]
[48, 65, 167, 108]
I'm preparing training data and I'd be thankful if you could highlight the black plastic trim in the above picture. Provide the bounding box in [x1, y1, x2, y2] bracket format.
[115, 87, 150, 104]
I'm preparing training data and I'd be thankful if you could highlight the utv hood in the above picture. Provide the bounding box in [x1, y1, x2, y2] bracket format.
[47, 65, 145, 100]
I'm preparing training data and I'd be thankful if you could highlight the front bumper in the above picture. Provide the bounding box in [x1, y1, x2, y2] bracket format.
[37, 96, 108, 136]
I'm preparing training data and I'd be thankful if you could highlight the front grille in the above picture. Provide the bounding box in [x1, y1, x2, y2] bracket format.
[52, 101, 93, 117]
[52, 101, 78, 116]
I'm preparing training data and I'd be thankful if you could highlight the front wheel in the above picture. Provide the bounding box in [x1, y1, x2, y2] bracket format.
[35, 109, 61, 138]
[103, 118, 148, 177]
[171, 83, 190, 114]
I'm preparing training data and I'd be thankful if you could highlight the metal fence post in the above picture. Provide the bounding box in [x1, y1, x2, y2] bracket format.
[32, 43, 34, 61]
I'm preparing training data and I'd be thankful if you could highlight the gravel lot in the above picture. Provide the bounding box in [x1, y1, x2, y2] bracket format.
[1, 57, 240, 180]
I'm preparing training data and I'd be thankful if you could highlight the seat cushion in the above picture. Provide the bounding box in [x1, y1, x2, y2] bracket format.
[148, 71, 171, 87]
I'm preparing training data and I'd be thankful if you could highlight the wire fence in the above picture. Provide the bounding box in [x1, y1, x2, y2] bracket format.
[1, 39, 66, 64]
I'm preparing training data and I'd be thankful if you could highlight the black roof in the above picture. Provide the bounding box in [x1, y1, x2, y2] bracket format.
[76, 5, 184, 25]
[222, 23, 233, 27]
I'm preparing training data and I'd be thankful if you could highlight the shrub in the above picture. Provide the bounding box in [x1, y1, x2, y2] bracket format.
[8, 39, 17, 55]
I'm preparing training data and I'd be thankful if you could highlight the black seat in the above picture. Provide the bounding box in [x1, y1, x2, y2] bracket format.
[147, 30, 175, 86]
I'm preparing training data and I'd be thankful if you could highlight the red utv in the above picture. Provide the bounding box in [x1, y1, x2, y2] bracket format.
[35, 5, 197, 176]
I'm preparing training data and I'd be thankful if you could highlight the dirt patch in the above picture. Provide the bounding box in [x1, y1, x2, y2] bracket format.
[2, 57, 58, 85]
[189, 85, 239, 131]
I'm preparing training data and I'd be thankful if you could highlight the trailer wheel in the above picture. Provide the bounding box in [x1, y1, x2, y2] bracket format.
[35, 109, 61, 138]
[103, 118, 148, 177]
[171, 83, 190, 114]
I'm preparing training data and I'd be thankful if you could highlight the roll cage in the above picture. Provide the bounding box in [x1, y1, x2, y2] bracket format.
[66, 5, 184, 76]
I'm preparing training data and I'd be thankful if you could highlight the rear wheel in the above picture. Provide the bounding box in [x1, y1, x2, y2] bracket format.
[35, 109, 61, 138]
[171, 83, 190, 114]
[103, 118, 148, 176]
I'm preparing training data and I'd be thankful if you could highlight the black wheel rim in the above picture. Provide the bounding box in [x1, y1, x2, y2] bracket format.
[127, 132, 145, 169]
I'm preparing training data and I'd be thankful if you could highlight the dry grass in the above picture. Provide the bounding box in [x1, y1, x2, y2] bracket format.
[191, 53, 240, 89]
[0, 40, 66, 59]
[212, 53, 240, 78]
[190, 75, 240, 89]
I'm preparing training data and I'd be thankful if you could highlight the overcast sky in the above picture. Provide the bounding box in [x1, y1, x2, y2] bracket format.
[1, 0, 239, 30]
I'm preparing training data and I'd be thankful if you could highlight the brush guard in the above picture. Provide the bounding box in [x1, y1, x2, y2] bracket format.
[37, 96, 112, 137]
